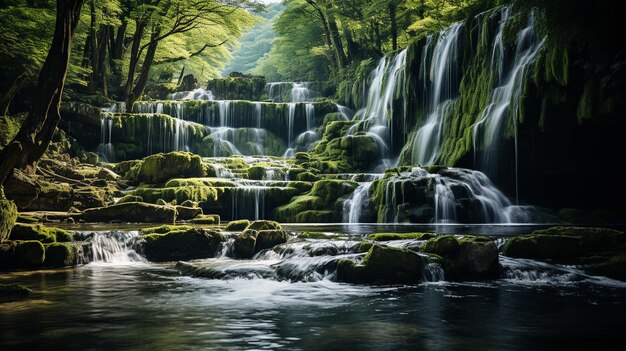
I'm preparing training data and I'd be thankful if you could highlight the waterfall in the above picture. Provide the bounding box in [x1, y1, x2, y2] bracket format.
[169, 88, 214, 101]
[408, 23, 462, 165]
[283, 103, 297, 156]
[97, 115, 115, 162]
[291, 82, 311, 102]
[266, 82, 315, 102]
[343, 174, 383, 223]
[351, 48, 408, 167]
[231, 185, 267, 220]
[75, 231, 146, 264]
[472, 9, 544, 202]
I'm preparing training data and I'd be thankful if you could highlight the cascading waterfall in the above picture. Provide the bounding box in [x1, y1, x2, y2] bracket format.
[231, 184, 267, 221]
[283, 103, 297, 156]
[408, 22, 462, 165]
[351, 48, 408, 169]
[97, 115, 115, 162]
[472, 9, 544, 202]
[266, 82, 315, 102]
[343, 174, 383, 223]
[169, 88, 214, 100]
[74, 231, 145, 264]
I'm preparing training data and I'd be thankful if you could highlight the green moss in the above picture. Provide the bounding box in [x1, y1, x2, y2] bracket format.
[16, 214, 39, 224]
[296, 172, 320, 182]
[294, 210, 335, 223]
[132, 152, 204, 184]
[336, 244, 426, 284]
[143, 228, 225, 262]
[355, 241, 374, 253]
[13, 240, 45, 268]
[255, 230, 290, 252]
[79, 203, 177, 223]
[501, 234, 584, 260]
[141, 225, 194, 235]
[43, 242, 77, 267]
[224, 219, 250, 231]
[421, 235, 460, 256]
[117, 195, 143, 204]
[133, 186, 219, 205]
[246, 220, 281, 231]
[234, 229, 258, 258]
[9, 224, 70, 244]
[191, 214, 220, 225]
[0, 199, 18, 242]
[589, 254, 626, 281]
[0, 114, 24, 149]
[366, 232, 435, 241]
[175, 206, 203, 220]
[297, 232, 338, 240]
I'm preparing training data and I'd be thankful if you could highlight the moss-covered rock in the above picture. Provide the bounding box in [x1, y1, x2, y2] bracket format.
[246, 220, 281, 231]
[133, 186, 219, 205]
[421, 235, 460, 256]
[336, 244, 426, 284]
[296, 172, 320, 182]
[175, 206, 203, 220]
[9, 223, 70, 243]
[140, 224, 193, 235]
[224, 219, 250, 231]
[117, 195, 143, 204]
[233, 229, 258, 258]
[142, 228, 225, 262]
[180, 200, 199, 208]
[0, 199, 18, 242]
[16, 214, 39, 224]
[274, 180, 357, 222]
[191, 214, 220, 225]
[355, 241, 375, 253]
[589, 254, 626, 281]
[502, 234, 584, 260]
[366, 232, 436, 241]
[79, 203, 177, 223]
[12, 240, 46, 268]
[421, 235, 499, 280]
[255, 230, 290, 252]
[43, 242, 77, 267]
[132, 152, 204, 184]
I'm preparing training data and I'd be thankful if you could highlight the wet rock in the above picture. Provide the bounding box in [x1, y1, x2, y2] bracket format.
[12, 241, 46, 268]
[255, 230, 290, 252]
[589, 254, 626, 281]
[142, 228, 225, 262]
[191, 214, 220, 225]
[9, 223, 71, 243]
[97, 168, 120, 181]
[131, 152, 204, 184]
[233, 229, 258, 258]
[246, 220, 281, 231]
[224, 219, 250, 231]
[422, 235, 499, 280]
[117, 195, 143, 204]
[336, 244, 426, 284]
[78, 203, 177, 223]
[43, 242, 78, 267]
[175, 206, 203, 220]
[366, 232, 436, 241]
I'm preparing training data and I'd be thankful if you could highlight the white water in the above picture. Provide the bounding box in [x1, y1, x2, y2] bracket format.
[407, 22, 462, 165]
[169, 88, 214, 101]
[75, 231, 146, 264]
[97, 115, 115, 162]
[472, 9, 544, 201]
[266, 82, 316, 102]
[343, 174, 383, 223]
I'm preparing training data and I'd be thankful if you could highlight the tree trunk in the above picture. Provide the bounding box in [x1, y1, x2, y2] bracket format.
[0, 72, 29, 116]
[304, 0, 337, 67]
[0, 0, 85, 186]
[124, 22, 145, 107]
[389, 3, 398, 51]
[128, 27, 161, 107]
[327, 16, 347, 67]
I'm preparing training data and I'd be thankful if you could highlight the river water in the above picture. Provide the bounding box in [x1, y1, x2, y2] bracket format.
[1, 225, 625, 350]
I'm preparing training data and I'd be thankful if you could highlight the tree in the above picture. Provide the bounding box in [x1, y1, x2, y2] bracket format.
[0, 0, 85, 186]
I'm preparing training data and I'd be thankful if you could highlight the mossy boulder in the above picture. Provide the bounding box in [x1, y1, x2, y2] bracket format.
[421, 235, 499, 280]
[13, 241, 46, 268]
[175, 206, 203, 220]
[142, 228, 225, 262]
[589, 254, 626, 281]
[140, 225, 193, 235]
[180, 200, 199, 208]
[132, 152, 204, 184]
[191, 214, 220, 225]
[224, 219, 250, 231]
[274, 180, 357, 222]
[502, 235, 584, 260]
[421, 235, 460, 256]
[366, 232, 436, 241]
[294, 210, 335, 222]
[9, 223, 70, 243]
[246, 220, 281, 231]
[0, 199, 18, 242]
[355, 241, 375, 253]
[233, 229, 258, 258]
[117, 195, 143, 204]
[255, 230, 290, 252]
[43, 243, 78, 267]
[79, 203, 177, 223]
[336, 244, 426, 284]
[296, 172, 320, 182]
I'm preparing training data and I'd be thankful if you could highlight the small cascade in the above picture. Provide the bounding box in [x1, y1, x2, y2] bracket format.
[407, 22, 463, 165]
[231, 185, 267, 220]
[283, 103, 297, 156]
[379, 167, 547, 223]
[97, 115, 115, 162]
[472, 9, 544, 201]
[169, 88, 214, 100]
[343, 174, 383, 223]
[74, 231, 145, 264]
[351, 48, 408, 169]
[266, 82, 317, 102]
